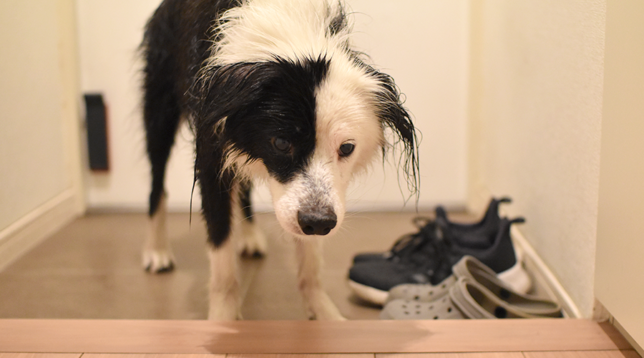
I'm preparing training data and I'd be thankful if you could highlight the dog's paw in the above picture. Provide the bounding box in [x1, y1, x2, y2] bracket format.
[237, 221, 268, 258]
[142, 249, 175, 273]
[208, 295, 241, 320]
[308, 311, 347, 321]
[305, 292, 346, 321]
[208, 307, 242, 321]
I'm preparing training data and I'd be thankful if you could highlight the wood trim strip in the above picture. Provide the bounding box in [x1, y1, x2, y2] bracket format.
[82, 355, 225, 358]
[227, 355, 374, 358]
[0, 319, 631, 354]
[523, 350, 640, 358]
[376, 354, 525, 358]
[0, 354, 82, 358]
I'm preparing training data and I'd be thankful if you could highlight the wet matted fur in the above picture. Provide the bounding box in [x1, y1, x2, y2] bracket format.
[140, 0, 419, 320]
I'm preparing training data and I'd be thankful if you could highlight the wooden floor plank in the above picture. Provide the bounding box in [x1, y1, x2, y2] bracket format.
[83, 355, 224, 358]
[0, 355, 81, 358]
[227, 355, 374, 358]
[377, 354, 524, 358]
[0, 320, 632, 354]
[524, 351, 640, 358]
[83, 356, 372, 358]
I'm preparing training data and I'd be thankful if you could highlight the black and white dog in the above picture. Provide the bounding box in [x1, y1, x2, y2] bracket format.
[140, 0, 418, 320]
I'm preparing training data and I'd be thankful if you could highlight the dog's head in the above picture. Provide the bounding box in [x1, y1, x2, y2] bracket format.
[194, 0, 418, 239]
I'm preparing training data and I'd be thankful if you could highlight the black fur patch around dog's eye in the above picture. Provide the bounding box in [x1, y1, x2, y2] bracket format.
[196, 56, 330, 184]
[272, 137, 293, 153]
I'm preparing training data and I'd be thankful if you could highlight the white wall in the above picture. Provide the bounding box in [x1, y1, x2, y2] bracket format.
[595, 0, 644, 350]
[77, 0, 470, 212]
[468, 0, 606, 317]
[1, 0, 69, 230]
[0, 0, 85, 267]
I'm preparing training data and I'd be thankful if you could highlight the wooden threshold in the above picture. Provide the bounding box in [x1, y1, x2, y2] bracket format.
[0, 319, 632, 354]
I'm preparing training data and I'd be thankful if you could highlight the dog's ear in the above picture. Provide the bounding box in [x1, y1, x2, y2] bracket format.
[191, 62, 279, 170]
[371, 70, 420, 201]
[194, 62, 275, 129]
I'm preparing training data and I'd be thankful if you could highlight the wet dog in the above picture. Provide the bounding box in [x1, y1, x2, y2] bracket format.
[140, 0, 418, 320]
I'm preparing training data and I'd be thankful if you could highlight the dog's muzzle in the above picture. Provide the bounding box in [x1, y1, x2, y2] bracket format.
[297, 207, 337, 236]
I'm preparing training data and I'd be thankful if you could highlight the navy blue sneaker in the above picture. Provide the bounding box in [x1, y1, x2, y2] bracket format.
[351, 197, 512, 264]
[348, 216, 529, 305]
[351, 216, 437, 264]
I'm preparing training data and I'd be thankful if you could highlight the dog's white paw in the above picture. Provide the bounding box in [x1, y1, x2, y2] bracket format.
[208, 293, 241, 320]
[305, 291, 346, 321]
[142, 249, 175, 273]
[237, 221, 268, 258]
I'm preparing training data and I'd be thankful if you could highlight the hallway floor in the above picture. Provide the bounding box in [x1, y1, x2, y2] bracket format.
[0, 211, 638, 357]
[0, 211, 455, 320]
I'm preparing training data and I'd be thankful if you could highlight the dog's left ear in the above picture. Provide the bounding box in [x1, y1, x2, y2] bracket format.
[193, 62, 276, 126]
[371, 70, 420, 200]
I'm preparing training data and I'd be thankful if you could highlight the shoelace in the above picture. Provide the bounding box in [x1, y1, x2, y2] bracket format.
[385, 217, 437, 262]
[385, 213, 464, 283]
[414, 216, 456, 283]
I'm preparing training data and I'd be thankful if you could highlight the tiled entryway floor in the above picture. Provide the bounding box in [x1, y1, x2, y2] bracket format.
[0, 211, 638, 357]
[0, 211, 458, 320]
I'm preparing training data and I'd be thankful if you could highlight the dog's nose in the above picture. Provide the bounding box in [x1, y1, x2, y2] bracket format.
[298, 208, 337, 236]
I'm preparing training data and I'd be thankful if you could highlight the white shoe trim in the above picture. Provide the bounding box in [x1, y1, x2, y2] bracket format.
[348, 280, 389, 306]
[497, 260, 531, 294]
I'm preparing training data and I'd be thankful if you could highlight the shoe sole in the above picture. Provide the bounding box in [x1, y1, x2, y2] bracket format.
[349, 259, 532, 306]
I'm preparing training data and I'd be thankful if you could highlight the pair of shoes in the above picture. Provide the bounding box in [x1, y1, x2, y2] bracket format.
[380, 256, 562, 319]
[348, 197, 531, 305]
[353, 197, 511, 264]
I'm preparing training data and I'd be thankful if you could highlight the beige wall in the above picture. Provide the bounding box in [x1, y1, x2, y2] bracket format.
[0, 0, 84, 265]
[0, 0, 84, 232]
[77, 0, 470, 212]
[468, 0, 606, 317]
[595, 0, 644, 350]
[1, 0, 68, 231]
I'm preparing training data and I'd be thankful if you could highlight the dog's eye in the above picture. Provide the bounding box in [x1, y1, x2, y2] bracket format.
[339, 143, 355, 157]
[272, 137, 292, 153]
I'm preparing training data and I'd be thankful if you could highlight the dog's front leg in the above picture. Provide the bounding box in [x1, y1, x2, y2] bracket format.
[198, 157, 241, 320]
[295, 239, 345, 320]
[143, 192, 175, 272]
[207, 236, 240, 320]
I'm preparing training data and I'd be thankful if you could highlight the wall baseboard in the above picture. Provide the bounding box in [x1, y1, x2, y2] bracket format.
[470, 190, 583, 318]
[613, 317, 644, 357]
[0, 190, 81, 272]
[510, 225, 583, 318]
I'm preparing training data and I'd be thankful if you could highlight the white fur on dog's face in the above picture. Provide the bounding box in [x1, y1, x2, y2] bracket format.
[235, 56, 384, 238]
[212, 0, 386, 238]
[269, 59, 383, 238]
